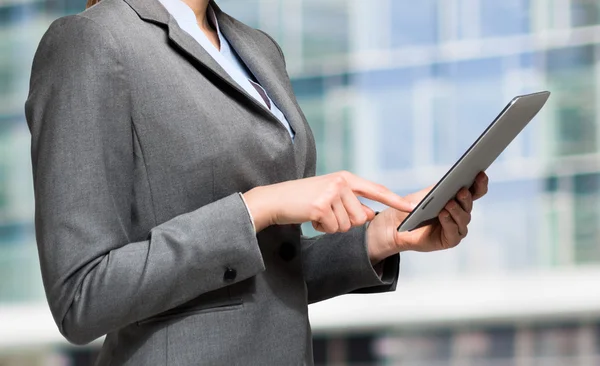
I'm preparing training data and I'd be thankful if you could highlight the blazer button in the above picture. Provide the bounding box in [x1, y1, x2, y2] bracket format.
[223, 267, 237, 282]
[279, 242, 297, 262]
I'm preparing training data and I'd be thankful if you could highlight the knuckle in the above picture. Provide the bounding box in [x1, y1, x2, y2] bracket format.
[309, 202, 327, 220]
[352, 214, 367, 226]
[338, 170, 351, 178]
[463, 190, 472, 200]
[331, 175, 347, 188]
[465, 213, 472, 225]
[344, 219, 352, 230]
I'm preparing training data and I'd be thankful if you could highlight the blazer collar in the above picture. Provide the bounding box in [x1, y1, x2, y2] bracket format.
[123, 0, 276, 124]
[122, 0, 169, 24]
[215, 10, 308, 179]
[122, 0, 308, 179]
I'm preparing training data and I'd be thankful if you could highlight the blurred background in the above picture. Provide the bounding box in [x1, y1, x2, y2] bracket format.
[1, 0, 600, 365]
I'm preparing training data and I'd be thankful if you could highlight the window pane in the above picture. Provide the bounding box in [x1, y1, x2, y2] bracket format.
[217, 0, 261, 28]
[546, 46, 597, 156]
[573, 173, 600, 263]
[571, 0, 600, 27]
[479, 0, 530, 37]
[390, 0, 438, 47]
[432, 92, 458, 165]
[302, 1, 349, 60]
[354, 67, 431, 170]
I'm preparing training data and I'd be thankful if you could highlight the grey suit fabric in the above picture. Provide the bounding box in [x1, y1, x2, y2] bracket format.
[25, 0, 400, 364]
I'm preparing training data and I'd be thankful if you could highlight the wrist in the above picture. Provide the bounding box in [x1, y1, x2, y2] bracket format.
[242, 186, 274, 232]
[366, 223, 397, 265]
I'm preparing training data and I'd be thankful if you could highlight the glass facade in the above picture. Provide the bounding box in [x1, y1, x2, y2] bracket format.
[1, 0, 600, 364]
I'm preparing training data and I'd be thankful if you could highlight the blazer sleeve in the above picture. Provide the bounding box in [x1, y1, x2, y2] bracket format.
[301, 225, 400, 304]
[255, 30, 401, 303]
[25, 15, 265, 345]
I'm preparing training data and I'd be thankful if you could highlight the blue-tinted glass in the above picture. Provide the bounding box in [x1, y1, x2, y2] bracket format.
[571, 0, 600, 27]
[520, 52, 536, 68]
[217, 0, 261, 28]
[302, 1, 349, 59]
[546, 45, 595, 72]
[291, 76, 324, 99]
[480, 0, 530, 37]
[453, 62, 505, 157]
[41, 0, 82, 15]
[353, 66, 430, 92]
[63, 0, 84, 13]
[544, 176, 559, 193]
[574, 173, 600, 194]
[390, 0, 438, 47]
[431, 58, 505, 163]
[451, 57, 504, 80]
[0, 4, 37, 24]
[432, 93, 457, 165]
[0, 6, 11, 25]
[573, 174, 600, 263]
[554, 94, 597, 156]
[354, 67, 431, 170]
[431, 62, 452, 79]
[476, 179, 540, 268]
[379, 87, 414, 170]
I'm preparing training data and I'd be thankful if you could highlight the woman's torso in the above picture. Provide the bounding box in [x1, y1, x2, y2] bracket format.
[79, 0, 317, 364]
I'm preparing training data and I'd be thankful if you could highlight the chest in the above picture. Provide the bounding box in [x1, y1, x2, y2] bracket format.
[120, 26, 309, 219]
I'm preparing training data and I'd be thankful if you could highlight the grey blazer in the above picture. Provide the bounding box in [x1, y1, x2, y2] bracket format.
[25, 0, 400, 364]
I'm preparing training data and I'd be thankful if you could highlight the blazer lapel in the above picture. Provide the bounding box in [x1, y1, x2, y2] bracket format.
[215, 8, 309, 179]
[123, 0, 309, 179]
[122, 0, 278, 125]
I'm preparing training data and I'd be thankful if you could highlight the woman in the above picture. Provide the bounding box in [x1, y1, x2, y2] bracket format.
[25, 0, 488, 364]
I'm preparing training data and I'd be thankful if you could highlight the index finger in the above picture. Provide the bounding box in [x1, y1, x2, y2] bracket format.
[342, 173, 414, 212]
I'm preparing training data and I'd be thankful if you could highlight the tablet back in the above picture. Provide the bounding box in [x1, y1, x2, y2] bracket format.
[398, 91, 550, 232]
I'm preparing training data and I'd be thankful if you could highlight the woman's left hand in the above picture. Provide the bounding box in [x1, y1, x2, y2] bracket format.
[366, 172, 489, 264]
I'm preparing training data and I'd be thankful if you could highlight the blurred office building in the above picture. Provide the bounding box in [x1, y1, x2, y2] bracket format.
[1, 0, 600, 365]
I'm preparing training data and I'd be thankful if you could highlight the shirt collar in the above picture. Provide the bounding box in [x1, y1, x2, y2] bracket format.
[157, 0, 222, 37]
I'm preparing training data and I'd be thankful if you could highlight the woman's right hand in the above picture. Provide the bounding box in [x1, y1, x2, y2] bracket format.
[242, 171, 414, 233]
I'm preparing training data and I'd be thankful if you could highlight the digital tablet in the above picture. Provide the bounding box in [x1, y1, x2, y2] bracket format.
[397, 91, 551, 232]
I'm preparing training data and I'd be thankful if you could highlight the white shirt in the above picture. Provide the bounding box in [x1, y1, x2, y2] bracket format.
[157, 0, 295, 139]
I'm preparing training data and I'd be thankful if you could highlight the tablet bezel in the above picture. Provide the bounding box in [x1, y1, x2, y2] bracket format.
[396, 91, 550, 232]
